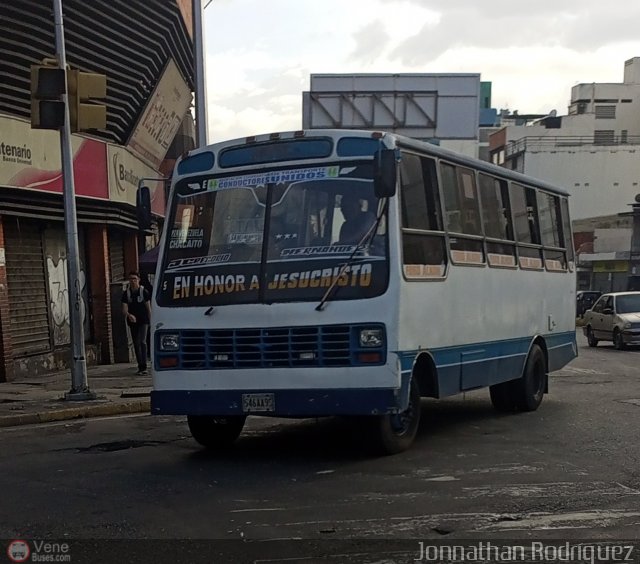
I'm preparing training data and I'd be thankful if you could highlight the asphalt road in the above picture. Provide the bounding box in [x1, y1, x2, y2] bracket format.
[1, 332, 639, 562]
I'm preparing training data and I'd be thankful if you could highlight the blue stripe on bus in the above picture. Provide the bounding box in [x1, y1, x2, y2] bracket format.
[151, 332, 577, 416]
[396, 331, 576, 396]
[151, 388, 400, 417]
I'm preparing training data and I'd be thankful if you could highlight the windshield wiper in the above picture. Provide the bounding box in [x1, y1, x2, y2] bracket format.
[315, 200, 388, 312]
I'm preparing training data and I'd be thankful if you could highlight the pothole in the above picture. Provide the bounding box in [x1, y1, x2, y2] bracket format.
[76, 440, 166, 453]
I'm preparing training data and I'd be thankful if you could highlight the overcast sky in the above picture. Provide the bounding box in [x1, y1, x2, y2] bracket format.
[202, 0, 640, 143]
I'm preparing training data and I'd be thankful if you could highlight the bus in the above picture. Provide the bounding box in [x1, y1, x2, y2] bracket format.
[139, 129, 577, 455]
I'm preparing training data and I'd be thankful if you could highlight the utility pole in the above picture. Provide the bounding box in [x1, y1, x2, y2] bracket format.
[193, 0, 208, 147]
[628, 194, 640, 291]
[53, 0, 95, 400]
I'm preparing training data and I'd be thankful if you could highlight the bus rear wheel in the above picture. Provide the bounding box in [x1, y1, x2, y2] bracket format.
[187, 415, 246, 449]
[512, 344, 547, 412]
[489, 344, 547, 413]
[365, 376, 421, 455]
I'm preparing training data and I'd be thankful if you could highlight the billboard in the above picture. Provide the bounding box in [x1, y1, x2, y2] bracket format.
[127, 58, 192, 168]
[302, 73, 480, 140]
[0, 115, 108, 199]
[108, 144, 165, 216]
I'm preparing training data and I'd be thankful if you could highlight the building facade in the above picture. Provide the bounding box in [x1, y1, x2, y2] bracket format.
[0, 0, 194, 380]
[489, 58, 640, 289]
[489, 58, 640, 221]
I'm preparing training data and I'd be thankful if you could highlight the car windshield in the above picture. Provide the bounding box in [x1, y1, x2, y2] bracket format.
[158, 162, 389, 307]
[616, 294, 640, 314]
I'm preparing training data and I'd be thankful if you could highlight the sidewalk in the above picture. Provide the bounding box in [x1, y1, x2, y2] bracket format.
[0, 363, 151, 428]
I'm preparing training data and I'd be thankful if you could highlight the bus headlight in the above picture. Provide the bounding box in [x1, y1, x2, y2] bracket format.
[159, 333, 180, 351]
[359, 328, 383, 348]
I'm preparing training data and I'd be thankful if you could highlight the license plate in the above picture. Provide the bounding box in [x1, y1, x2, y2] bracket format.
[242, 393, 275, 413]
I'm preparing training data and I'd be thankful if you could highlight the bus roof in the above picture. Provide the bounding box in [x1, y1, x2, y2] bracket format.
[181, 129, 570, 198]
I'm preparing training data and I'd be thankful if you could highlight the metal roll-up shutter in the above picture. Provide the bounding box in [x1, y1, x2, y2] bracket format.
[109, 229, 125, 282]
[4, 218, 51, 356]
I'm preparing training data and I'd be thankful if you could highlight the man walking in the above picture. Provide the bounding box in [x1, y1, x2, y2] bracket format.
[121, 271, 151, 375]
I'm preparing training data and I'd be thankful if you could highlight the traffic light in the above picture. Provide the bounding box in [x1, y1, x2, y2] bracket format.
[67, 70, 107, 132]
[30, 64, 66, 129]
[31, 64, 107, 132]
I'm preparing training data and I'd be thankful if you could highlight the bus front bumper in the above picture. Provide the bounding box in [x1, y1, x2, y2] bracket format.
[151, 388, 402, 417]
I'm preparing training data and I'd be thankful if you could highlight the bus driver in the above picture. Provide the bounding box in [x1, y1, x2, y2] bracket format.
[338, 193, 376, 245]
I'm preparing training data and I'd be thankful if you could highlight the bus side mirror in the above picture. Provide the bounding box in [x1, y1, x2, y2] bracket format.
[373, 149, 397, 198]
[136, 185, 152, 232]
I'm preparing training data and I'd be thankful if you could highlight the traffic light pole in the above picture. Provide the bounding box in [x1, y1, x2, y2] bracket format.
[193, 0, 208, 147]
[53, 0, 95, 401]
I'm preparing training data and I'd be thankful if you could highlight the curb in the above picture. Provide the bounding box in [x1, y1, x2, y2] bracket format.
[0, 399, 150, 428]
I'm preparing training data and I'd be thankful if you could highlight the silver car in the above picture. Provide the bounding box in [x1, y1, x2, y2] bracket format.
[583, 291, 640, 349]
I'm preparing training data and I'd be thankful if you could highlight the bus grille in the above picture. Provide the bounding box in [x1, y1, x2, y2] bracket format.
[177, 325, 354, 369]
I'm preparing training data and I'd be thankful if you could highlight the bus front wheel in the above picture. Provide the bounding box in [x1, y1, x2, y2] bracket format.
[365, 377, 421, 455]
[187, 415, 246, 449]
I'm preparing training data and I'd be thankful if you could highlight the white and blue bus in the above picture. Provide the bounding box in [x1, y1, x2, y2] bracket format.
[139, 129, 577, 454]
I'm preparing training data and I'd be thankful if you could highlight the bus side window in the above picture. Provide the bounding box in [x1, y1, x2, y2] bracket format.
[440, 163, 461, 233]
[478, 174, 517, 268]
[512, 183, 543, 269]
[537, 191, 567, 271]
[560, 197, 574, 264]
[400, 153, 442, 231]
[440, 163, 482, 237]
[457, 168, 481, 235]
[399, 152, 447, 278]
[440, 162, 484, 265]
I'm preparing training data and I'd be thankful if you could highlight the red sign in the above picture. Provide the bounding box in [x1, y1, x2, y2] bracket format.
[1, 115, 108, 200]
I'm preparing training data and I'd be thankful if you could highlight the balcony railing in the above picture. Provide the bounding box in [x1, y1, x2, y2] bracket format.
[505, 135, 640, 157]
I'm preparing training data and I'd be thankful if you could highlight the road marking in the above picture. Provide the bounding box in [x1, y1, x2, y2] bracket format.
[460, 481, 640, 499]
[267, 507, 640, 535]
[468, 463, 543, 474]
[231, 508, 288, 513]
[484, 509, 640, 531]
[560, 366, 609, 375]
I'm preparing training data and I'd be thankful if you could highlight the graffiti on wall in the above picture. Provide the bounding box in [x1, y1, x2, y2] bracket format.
[46, 255, 88, 347]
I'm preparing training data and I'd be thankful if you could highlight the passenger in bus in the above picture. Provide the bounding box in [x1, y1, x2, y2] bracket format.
[338, 193, 376, 245]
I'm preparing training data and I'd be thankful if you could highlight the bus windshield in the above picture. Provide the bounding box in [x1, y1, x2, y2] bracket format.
[157, 161, 389, 307]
